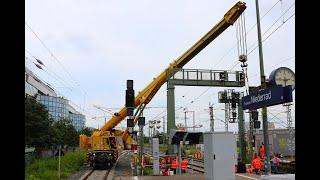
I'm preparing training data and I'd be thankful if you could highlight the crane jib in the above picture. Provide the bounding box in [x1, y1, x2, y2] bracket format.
[95, 1, 246, 145]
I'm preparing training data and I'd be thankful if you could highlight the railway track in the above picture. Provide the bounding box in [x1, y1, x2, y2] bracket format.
[82, 168, 111, 180]
[81, 150, 129, 180]
[188, 159, 204, 173]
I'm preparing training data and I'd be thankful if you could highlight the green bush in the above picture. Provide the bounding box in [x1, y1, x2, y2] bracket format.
[142, 167, 152, 176]
[25, 150, 87, 180]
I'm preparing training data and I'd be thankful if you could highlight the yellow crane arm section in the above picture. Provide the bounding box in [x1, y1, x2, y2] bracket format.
[100, 1, 246, 136]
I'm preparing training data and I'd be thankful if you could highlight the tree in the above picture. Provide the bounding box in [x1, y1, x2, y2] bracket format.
[52, 118, 78, 147]
[78, 127, 94, 136]
[25, 96, 55, 152]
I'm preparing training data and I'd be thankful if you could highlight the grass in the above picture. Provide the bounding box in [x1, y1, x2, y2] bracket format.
[159, 144, 167, 152]
[143, 143, 168, 153]
[142, 167, 153, 175]
[25, 150, 87, 180]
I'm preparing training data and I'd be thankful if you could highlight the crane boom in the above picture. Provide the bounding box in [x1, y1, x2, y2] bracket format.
[100, 1, 246, 136]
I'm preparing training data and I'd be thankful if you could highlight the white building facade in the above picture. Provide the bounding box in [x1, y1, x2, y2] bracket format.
[25, 67, 85, 131]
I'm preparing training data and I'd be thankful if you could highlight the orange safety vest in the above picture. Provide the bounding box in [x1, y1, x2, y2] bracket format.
[171, 160, 177, 169]
[252, 158, 262, 169]
[260, 146, 265, 158]
[161, 159, 166, 169]
[181, 160, 188, 170]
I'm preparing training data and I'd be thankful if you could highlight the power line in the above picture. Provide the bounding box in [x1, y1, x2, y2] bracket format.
[26, 55, 87, 115]
[186, 1, 287, 110]
[25, 49, 78, 93]
[26, 46, 87, 113]
[213, 0, 281, 68]
[229, 11, 295, 71]
[248, 56, 295, 80]
[247, 13, 295, 56]
[25, 21, 86, 95]
[247, 2, 295, 53]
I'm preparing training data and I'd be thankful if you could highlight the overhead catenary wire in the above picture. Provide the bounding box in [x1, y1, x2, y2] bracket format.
[247, 13, 295, 56]
[25, 49, 77, 93]
[247, 2, 295, 53]
[175, 7, 253, 111]
[213, 0, 281, 68]
[25, 21, 87, 100]
[25, 56, 73, 96]
[228, 1, 295, 70]
[248, 56, 295, 80]
[228, 10, 295, 71]
[25, 54, 86, 114]
[25, 22, 78, 86]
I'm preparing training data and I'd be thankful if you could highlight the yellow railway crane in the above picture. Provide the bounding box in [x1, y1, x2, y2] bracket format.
[80, 1, 246, 169]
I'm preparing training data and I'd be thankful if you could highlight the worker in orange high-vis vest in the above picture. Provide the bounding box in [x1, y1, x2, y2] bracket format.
[161, 158, 167, 170]
[181, 159, 188, 173]
[259, 143, 265, 159]
[171, 159, 177, 174]
[251, 153, 262, 175]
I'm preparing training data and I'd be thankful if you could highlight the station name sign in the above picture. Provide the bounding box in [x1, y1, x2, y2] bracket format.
[242, 86, 293, 110]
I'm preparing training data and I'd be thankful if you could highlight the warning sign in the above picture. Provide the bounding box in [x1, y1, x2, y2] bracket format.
[193, 150, 203, 160]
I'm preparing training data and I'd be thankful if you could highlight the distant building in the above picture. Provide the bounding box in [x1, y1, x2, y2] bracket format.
[25, 67, 85, 131]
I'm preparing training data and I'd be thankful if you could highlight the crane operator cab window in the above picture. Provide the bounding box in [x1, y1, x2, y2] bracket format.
[103, 138, 109, 148]
[109, 137, 117, 149]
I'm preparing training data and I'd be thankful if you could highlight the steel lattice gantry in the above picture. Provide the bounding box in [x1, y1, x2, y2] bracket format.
[166, 68, 245, 154]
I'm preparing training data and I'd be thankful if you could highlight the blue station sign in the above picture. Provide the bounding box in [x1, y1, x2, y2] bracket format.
[242, 86, 293, 110]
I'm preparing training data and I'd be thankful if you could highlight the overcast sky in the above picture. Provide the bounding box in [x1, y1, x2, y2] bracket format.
[25, 0, 295, 133]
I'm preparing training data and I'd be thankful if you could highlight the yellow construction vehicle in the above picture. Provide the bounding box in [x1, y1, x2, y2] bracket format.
[80, 1, 246, 169]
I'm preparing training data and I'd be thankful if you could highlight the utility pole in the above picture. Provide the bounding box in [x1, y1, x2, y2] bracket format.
[284, 103, 294, 160]
[138, 125, 143, 175]
[163, 116, 166, 144]
[209, 103, 214, 132]
[238, 98, 246, 162]
[184, 111, 187, 129]
[248, 111, 254, 159]
[255, 0, 270, 174]
[225, 103, 229, 132]
[193, 111, 195, 132]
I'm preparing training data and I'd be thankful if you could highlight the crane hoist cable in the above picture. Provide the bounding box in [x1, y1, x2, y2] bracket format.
[236, 12, 249, 95]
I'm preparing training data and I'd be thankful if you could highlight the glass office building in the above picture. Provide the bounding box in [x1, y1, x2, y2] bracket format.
[36, 95, 85, 131]
[69, 113, 85, 131]
[26, 67, 86, 131]
[25, 82, 38, 96]
[36, 95, 69, 120]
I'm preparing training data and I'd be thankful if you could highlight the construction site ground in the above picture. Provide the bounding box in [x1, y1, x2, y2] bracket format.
[109, 151, 262, 180]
